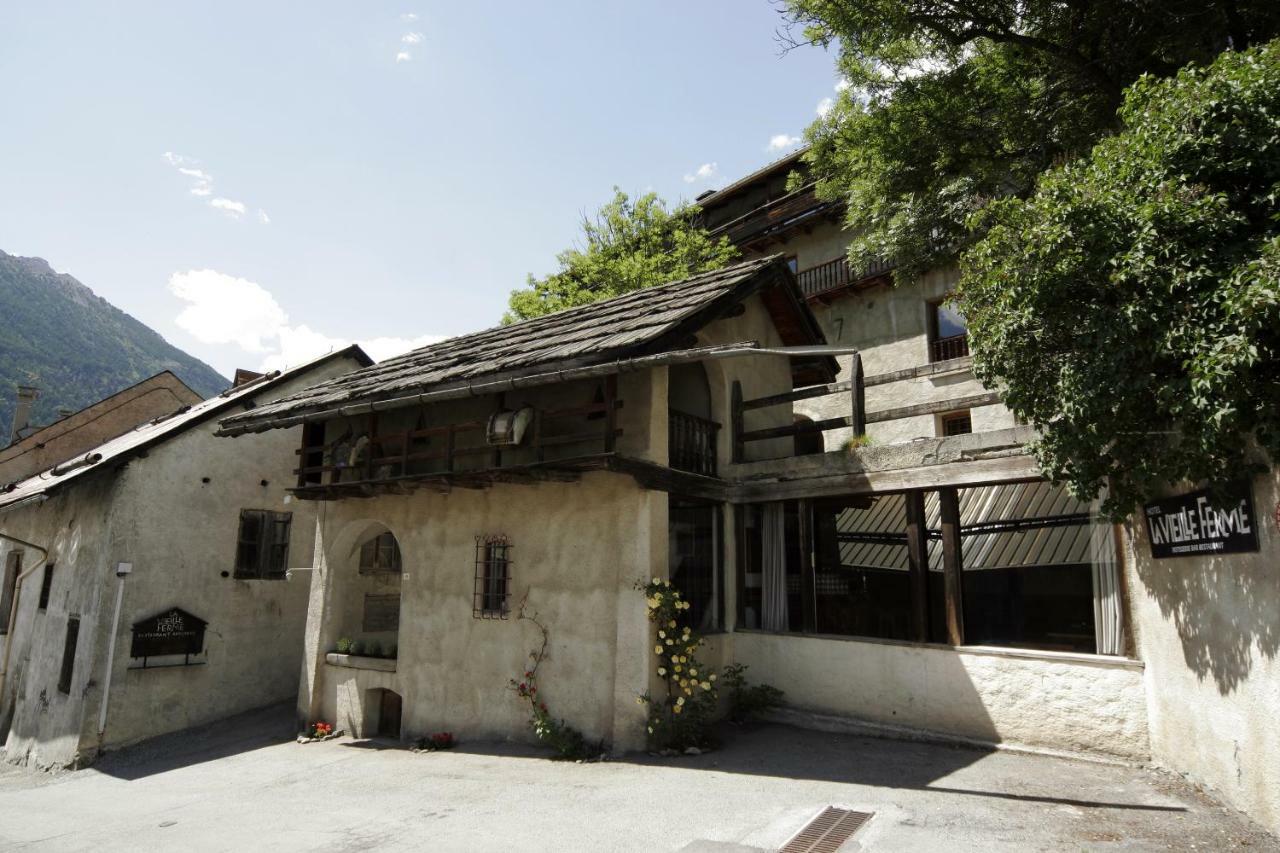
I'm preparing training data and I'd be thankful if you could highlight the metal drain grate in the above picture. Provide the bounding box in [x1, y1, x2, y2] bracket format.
[780, 806, 873, 853]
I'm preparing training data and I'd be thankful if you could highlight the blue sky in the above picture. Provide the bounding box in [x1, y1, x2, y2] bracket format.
[0, 2, 840, 377]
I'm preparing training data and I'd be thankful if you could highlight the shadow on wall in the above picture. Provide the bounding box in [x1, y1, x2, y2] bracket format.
[1128, 492, 1280, 695]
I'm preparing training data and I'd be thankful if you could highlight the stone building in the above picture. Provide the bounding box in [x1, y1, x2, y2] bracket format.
[0, 346, 369, 768]
[0, 372, 203, 486]
[697, 152, 1280, 834]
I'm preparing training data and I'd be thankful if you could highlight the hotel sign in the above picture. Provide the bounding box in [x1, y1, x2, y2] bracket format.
[1143, 485, 1259, 559]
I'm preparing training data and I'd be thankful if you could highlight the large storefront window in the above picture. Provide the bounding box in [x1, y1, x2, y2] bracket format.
[670, 499, 723, 632]
[738, 482, 1124, 655]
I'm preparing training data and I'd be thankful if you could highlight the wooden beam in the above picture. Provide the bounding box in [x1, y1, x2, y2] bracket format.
[730, 380, 744, 464]
[740, 379, 853, 411]
[850, 353, 866, 438]
[740, 415, 848, 443]
[904, 490, 930, 643]
[864, 356, 974, 388]
[866, 392, 1002, 425]
[603, 374, 618, 453]
[939, 487, 965, 646]
[799, 499, 815, 633]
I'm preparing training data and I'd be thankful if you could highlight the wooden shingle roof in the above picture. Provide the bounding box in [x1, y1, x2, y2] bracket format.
[221, 256, 830, 434]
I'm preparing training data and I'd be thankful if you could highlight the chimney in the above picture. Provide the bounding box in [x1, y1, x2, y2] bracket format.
[9, 385, 39, 444]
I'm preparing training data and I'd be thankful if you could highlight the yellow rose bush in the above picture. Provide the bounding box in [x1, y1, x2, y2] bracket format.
[634, 578, 718, 751]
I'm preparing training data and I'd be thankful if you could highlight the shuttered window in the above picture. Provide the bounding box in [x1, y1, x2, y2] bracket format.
[58, 616, 79, 694]
[234, 510, 292, 579]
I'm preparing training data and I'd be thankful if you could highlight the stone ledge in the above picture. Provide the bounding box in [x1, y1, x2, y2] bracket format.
[325, 652, 397, 672]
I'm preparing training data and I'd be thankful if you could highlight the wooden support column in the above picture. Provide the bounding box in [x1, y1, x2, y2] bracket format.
[365, 414, 378, 482]
[730, 380, 744, 464]
[850, 353, 866, 438]
[939, 487, 965, 646]
[492, 393, 504, 469]
[904, 490, 930, 643]
[603, 374, 618, 453]
[798, 499, 815, 633]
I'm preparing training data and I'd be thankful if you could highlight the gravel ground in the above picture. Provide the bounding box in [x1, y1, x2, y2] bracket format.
[0, 704, 1275, 852]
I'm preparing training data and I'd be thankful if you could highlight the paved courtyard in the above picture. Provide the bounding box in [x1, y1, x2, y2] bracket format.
[0, 705, 1274, 852]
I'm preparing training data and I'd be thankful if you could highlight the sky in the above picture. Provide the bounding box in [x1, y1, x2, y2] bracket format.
[0, 2, 842, 378]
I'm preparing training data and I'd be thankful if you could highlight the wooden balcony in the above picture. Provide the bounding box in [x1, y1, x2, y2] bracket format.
[929, 334, 970, 363]
[710, 185, 837, 248]
[796, 254, 895, 300]
[668, 411, 719, 477]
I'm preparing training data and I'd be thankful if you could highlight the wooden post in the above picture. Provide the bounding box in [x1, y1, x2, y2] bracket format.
[603, 374, 618, 453]
[365, 414, 378, 482]
[730, 380, 744, 464]
[445, 424, 455, 473]
[904, 490, 930, 643]
[939, 487, 965, 646]
[798, 500, 815, 633]
[850, 353, 866, 438]
[492, 393, 504, 470]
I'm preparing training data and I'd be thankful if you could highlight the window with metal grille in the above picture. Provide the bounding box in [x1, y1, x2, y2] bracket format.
[940, 411, 973, 436]
[234, 509, 292, 579]
[0, 551, 20, 634]
[473, 536, 511, 619]
[359, 531, 402, 574]
[38, 562, 54, 610]
[58, 616, 79, 694]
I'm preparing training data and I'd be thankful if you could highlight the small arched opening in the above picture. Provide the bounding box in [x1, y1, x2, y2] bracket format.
[336, 526, 403, 661]
[668, 361, 718, 475]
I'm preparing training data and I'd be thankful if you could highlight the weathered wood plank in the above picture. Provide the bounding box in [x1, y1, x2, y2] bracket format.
[865, 392, 1002, 425]
[939, 487, 965, 646]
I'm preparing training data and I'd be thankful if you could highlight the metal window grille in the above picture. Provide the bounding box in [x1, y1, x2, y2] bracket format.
[473, 536, 511, 619]
[360, 532, 402, 574]
[38, 562, 54, 610]
[58, 616, 80, 695]
[941, 411, 973, 436]
[234, 509, 292, 579]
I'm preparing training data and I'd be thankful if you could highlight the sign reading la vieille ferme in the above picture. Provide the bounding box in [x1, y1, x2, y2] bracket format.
[1143, 484, 1259, 559]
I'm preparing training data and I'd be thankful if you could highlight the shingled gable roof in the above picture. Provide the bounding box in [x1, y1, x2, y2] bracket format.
[0, 345, 370, 513]
[219, 256, 832, 435]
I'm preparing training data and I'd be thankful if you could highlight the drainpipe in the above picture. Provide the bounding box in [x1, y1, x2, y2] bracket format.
[0, 532, 50, 709]
[96, 563, 131, 735]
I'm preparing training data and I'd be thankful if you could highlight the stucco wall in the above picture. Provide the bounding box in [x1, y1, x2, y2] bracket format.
[733, 631, 1150, 760]
[302, 472, 663, 752]
[1125, 469, 1280, 834]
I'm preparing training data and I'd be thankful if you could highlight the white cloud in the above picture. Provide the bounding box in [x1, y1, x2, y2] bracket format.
[395, 51, 412, 63]
[402, 31, 423, 44]
[162, 152, 266, 222]
[169, 270, 288, 353]
[682, 162, 718, 183]
[170, 269, 443, 371]
[767, 134, 802, 152]
[210, 197, 247, 217]
[816, 97, 834, 117]
[400, 12, 418, 21]
[257, 209, 271, 224]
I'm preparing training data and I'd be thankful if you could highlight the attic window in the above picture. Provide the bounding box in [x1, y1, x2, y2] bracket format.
[473, 536, 511, 619]
[234, 509, 292, 579]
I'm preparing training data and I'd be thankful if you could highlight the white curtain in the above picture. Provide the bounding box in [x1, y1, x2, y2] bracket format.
[1090, 520, 1125, 656]
[761, 502, 789, 632]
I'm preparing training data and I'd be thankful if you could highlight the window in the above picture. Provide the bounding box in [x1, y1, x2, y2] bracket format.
[669, 499, 722, 632]
[234, 510, 292, 579]
[940, 411, 973, 437]
[58, 616, 80, 694]
[473, 536, 511, 619]
[1, 552, 20, 633]
[359, 532, 402, 574]
[738, 483, 1122, 655]
[785, 255, 799, 274]
[38, 562, 54, 610]
[928, 298, 969, 362]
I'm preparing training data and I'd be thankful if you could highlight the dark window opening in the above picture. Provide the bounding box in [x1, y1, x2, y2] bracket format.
[234, 509, 292, 579]
[940, 411, 972, 437]
[670, 499, 722, 632]
[300, 422, 326, 485]
[473, 536, 511, 619]
[1, 552, 21, 633]
[58, 616, 80, 694]
[38, 562, 54, 610]
[360, 532, 402, 574]
[785, 255, 799, 274]
[737, 502, 805, 632]
[928, 298, 969, 362]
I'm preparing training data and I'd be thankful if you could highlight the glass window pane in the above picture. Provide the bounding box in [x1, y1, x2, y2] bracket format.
[811, 494, 913, 641]
[934, 303, 967, 338]
[670, 500, 720, 631]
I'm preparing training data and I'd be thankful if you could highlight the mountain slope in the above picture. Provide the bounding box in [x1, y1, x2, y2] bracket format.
[0, 250, 229, 440]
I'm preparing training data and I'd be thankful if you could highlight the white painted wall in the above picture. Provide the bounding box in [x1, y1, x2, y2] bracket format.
[1125, 469, 1280, 834]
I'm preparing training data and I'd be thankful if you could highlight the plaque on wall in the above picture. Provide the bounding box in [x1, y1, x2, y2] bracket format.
[130, 607, 208, 660]
[1143, 483, 1260, 559]
[362, 594, 400, 633]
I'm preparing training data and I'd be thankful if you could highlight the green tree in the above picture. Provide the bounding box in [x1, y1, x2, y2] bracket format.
[786, 0, 1280, 279]
[505, 189, 738, 323]
[957, 41, 1280, 517]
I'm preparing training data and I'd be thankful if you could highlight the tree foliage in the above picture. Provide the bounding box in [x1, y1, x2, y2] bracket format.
[505, 189, 738, 323]
[787, 0, 1280, 279]
[957, 40, 1280, 516]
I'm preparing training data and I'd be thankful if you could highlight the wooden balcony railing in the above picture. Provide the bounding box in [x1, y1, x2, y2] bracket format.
[929, 334, 970, 363]
[669, 411, 719, 477]
[710, 185, 836, 247]
[795, 254, 895, 299]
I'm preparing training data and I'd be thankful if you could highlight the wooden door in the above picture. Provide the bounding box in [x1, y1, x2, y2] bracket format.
[378, 690, 402, 739]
